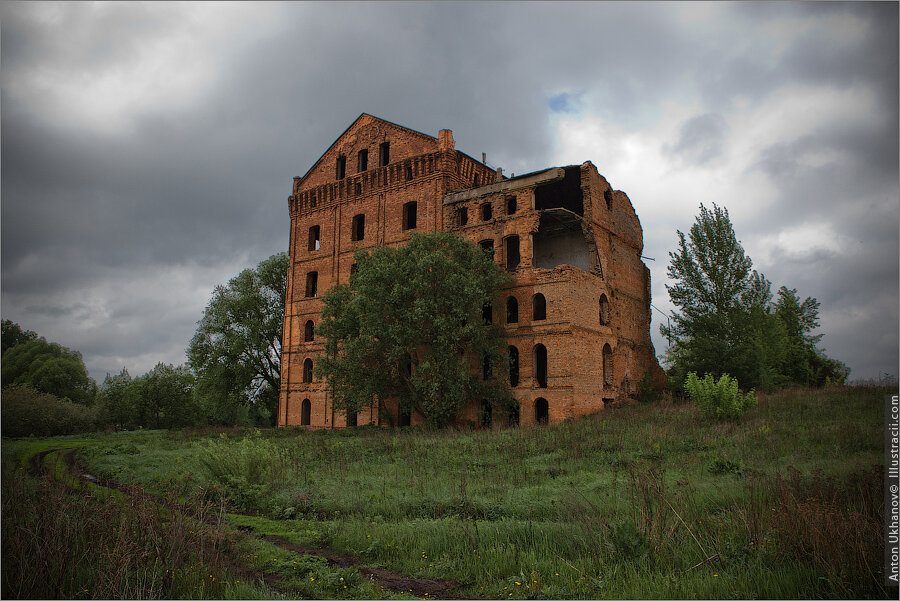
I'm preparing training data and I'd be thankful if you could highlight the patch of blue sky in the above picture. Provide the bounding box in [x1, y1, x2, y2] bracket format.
[548, 91, 584, 114]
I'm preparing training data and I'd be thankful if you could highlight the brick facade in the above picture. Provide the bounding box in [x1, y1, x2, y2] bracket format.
[278, 113, 663, 428]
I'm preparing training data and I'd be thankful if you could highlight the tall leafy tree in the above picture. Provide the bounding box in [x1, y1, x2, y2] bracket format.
[316, 232, 513, 428]
[774, 286, 848, 386]
[663, 204, 785, 390]
[188, 253, 288, 425]
[1, 336, 97, 404]
[1, 320, 38, 355]
[129, 363, 197, 429]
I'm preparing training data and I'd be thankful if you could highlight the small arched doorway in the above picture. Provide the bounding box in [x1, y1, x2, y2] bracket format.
[535, 398, 549, 424]
[301, 398, 311, 426]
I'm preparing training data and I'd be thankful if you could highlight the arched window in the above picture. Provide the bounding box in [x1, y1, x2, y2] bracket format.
[534, 344, 548, 388]
[506, 297, 518, 323]
[508, 345, 519, 387]
[303, 358, 313, 383]
[482, 354, 492, 381]
[507, 402, 520, 427]
[535, 398, 549, 424]
[482, 302, 493, 325]
[479, 401, 492, 428]
[603, 344, 613, 387]
[532, 293, 546, 321]
[304, 320, 314, 342]
[599, 294, 610, 326]
[301, 399, 311, 426]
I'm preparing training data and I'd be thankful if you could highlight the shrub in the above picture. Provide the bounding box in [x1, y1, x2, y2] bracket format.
[196, 431, 295, 512]
[684, 372, 756, 419]
[1, 385, 100, 437]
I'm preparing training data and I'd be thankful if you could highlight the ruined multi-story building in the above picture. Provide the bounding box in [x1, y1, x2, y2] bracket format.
[278, 114, 663, 428]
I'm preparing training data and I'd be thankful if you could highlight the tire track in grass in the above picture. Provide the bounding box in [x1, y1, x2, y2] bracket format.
[43, 449, 477, 600]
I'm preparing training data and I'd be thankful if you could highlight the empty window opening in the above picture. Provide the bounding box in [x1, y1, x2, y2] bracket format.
[533, 212, 593, 271]
[398, 406, 411, 427]
[350, 262, 358, 276]
[506, 195, 517, 215]
[301, 399, 311, 425]
[357, 149, 368, 172]
[507, 401, 520, 427]
[506, 297, 519, 324]
[457, 207, 468, 226]
[354, 182, 362, 196]
[508, 345, 519, 387]
[336, 155, 346, 180]
[604, 189, 613, 210]
[405, 164, 413, 181]
[308, 225, 320, 251]
[473, 174, 480, 186]
[352, 213, 365, 241]
[347, 412, 358, 427]
[535, 398, 549, 424]
[379, 141, 390, 167]
[479, 239, 494, 258]
[479, 400, 493, 428]
[599, 294, 610, 326]
[505, 235, 520, 271]
[482, 302, 493, 325]
[402, 201, 417, 230]
[305, 272, 318, 297]
[480, 202, 492, 221]
[303, 358, 313, 383]
[532, 293, 547, 321]
[534, 344, 548, 388]
[304, 320, 315, 342]
[482, 355, 492, 381]
[603, 343, 613, 387]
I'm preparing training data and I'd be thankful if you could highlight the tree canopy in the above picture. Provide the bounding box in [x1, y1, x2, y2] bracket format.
[187, 252, 288, 425]
[316, 232, 513, 428]
[1, 334, 97, 404]
[663, 204, 847, 391]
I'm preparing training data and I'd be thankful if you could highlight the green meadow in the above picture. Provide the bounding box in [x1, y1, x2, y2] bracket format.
[2, 386, 892, 599]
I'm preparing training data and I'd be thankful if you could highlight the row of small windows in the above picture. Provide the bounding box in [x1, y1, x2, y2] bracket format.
[296, 396, 549, 427]
[337, 142, 391, 180]
[306, 202, 418, 253]
[306, 270, 609, 329]
[456, 196, 517, 227]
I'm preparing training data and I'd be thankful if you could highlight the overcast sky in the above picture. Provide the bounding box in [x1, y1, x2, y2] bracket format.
[2, 1, 897, 384]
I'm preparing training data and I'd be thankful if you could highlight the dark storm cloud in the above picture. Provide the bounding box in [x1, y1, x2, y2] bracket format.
[1, 1, 896, 381]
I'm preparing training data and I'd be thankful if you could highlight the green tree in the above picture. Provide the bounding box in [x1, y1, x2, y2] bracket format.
[316, 232, 513, 428]
[1, 320, 37, 355]
[96, 368, 136, 429]
[129, 363, 197, 429]
[774, 286, 849, 386]
[1, 337, 97, 404]
[663, 204, 787, 391]
[188, 253, 288, 425]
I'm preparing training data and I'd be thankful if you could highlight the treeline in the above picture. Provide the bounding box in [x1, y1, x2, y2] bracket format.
[1, 254, 287, 437]
[662, 204, 849, 393]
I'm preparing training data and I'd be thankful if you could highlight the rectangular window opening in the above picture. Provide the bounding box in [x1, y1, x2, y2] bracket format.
[352, 214, 365, 241]
[357, 149, 368, 172]
[505, 235, 520, 271]
[403, 201, 417, 230]
[457, 207, 468, 227]
[506, 195, 517, 215]
[336, 155, 346, 180]
[379, 142, 390, 167]
[305, 271, 318, 297]
[308, 225, 320, 251]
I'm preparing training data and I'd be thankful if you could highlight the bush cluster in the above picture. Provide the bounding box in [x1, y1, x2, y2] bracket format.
[1, 385, 101, 437]
[684, 372, 756, 419]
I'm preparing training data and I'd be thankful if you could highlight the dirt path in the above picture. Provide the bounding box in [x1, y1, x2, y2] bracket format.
[35, 448, 470, 600]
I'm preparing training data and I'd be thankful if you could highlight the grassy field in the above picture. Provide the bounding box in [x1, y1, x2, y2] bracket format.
[2, 385, 893, 599]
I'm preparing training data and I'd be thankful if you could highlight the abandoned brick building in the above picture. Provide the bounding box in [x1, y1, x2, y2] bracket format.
[278, 113, 662, 428]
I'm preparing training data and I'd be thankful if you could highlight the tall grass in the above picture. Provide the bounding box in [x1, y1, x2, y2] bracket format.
[1, 458, 233, 599]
